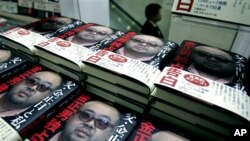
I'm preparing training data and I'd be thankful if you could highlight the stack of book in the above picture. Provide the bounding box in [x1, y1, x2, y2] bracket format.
[34, 23, 124, 82]
[0, 64, 82, 140]
[1, 16, 249, 141]
[149, 40, 250, 140]
[0, 16, 85, 63]
[82, 32, 178, 113]
[150, 66, 250, 141]
[24, 90, 138, 141]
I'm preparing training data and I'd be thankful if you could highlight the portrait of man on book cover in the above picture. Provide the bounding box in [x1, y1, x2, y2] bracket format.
[49, 100, 120, 141]
[116, 34, 164, 62]
[66, 24, 114, 48]
[0, 71, 62, 117]
[171, 40, 247, 89]
[0, 49, 11, 64]
[114, 34, 178, 70]
[189, 45, 236, 84]
[26, 17, 74, 35]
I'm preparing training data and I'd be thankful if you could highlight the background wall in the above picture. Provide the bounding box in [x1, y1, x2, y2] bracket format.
[115, 0, 174, 39]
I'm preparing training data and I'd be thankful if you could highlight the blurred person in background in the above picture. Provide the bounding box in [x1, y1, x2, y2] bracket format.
[141, 3, 164, 39]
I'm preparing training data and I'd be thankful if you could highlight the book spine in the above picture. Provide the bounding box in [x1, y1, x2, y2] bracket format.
[26, 93, 92, 141]
[19, 87, 82, 139]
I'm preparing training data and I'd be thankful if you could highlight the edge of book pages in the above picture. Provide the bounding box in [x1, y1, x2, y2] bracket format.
[155, 66, 250, 122]
[0, 27, 48, 54]
[35, 37, 93, 71]
[83, 49, 161, 93]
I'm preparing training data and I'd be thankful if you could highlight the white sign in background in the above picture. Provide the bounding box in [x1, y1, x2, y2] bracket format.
[172, 0, 250, 26]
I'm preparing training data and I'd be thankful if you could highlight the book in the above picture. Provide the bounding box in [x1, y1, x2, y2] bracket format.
[0, 16, 85, 60]
[82, 32, 178, 95]
[35, 37, 94, 72]
[56, 22, 125, 49]
[244, 58, 250, 95]
[34, 23, 124, 79]
[150, 99, 231, 137]
[127, 120, 190, 141]
[148, 108, 229, 141]
[83, 49, 161, 95]
[22, 16, 85, 38]
[95, 31, 179, 70]
[0, 27, 50, 62]
[0, 16, 24, 33]
[152, 66, 250, 126]
[39, 57, 87, 81]
[86, 83, 146, 114]
[86, 74, 149, 104]
[25, 90, 138, 141]
[0, 65, 81, 140]
[0, 46, 29, 82]
[169, 40, 247, 91]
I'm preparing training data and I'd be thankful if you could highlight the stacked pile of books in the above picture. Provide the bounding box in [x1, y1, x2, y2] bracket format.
[82, 31, 178, 114]
[0, 17, 249, 141]
[149, 40, 249, 141]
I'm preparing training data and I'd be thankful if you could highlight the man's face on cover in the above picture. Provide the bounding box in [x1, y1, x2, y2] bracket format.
[76, 26, 113, 42]
[4, 71, 62, 109]
[0, 49, 11, 64]
[191, 46, 235, 77]
[125, 35, 163, 57]
[62, 101, 120, 141]
[34, 17, 73, 33]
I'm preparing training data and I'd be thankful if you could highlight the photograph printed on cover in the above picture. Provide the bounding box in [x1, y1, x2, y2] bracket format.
[65, 24, 115, 47]
[0, 70, 62, 117]
[0, 47, 29, 82]
[99, 32, 178, 70]
[27, 94, 137, 141]
[170, 40, 247, 90]
[22, 16, 82, 36]
[0, 48, 12, 64]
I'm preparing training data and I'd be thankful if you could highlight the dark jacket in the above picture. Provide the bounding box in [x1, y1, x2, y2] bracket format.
[141, 20, 164, 39]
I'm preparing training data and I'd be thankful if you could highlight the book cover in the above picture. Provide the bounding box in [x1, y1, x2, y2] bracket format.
[169, 40, 247, 90]
[22, 16, 85, 38]
[35, 37, 94, 72]
[0, 16, 24, 33]
[96, 31, 179, 70]
[0, 46, 29, 82]
[127, 120, 190, 141]
[0, 65, 81, 140]
[56, 23, 125, 49]
[26, 91, 138, 141]
[0, 27, 50, 56]
[0, 16, 85, 63]
[83, 49, 161, 94]
[153, 66, 250, 126]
